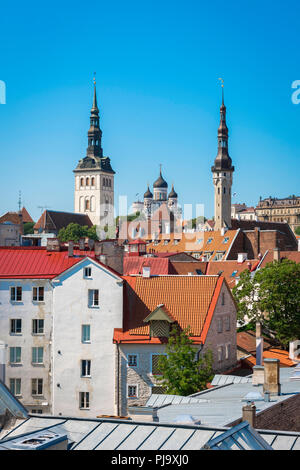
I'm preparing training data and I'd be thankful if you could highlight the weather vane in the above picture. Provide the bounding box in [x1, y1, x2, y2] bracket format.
[218, 77, 224, 103]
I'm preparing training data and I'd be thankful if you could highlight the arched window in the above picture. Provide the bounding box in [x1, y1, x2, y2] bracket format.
[86, 177, 90, 186]
[103, 177, 106, 187]
[224, 187, 226, 194]
[80, 178, 84, 187]
[108, 179, 111, 188]
[90, 196, 95, 212]
[91, 177, 95, 187]
[85, 199, 90, 211]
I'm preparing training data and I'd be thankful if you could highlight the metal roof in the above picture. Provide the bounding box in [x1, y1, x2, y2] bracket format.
[1, 414, 300, 450]
[0, 380, 28, 421]
[211, 374, 252, 386]
[203, 421, 273, 450]
[156, 367, 300, 427]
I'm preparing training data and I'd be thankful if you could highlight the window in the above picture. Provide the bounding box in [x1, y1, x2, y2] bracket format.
[79, 391, 90, 409]
[88, 289, 99, 307]
[127, 385, 138, 398]
[151, 354, 164, 375]
[10, 378, 21, 396]
[81, 360, 91, 377]
[128, 355, 138, 367]
[32, 347, 44, 364]
[224, 316, 230, 331]
[32, 319, 44, 335]
[84, 267, 92, 278]
[10, 347, 21, 364]
[217, 318, 223, 333]
[207, 238, 213, 244]
[31, 409, 43, 414]
[225, 343, 231, 360]
[91, 177, 95, 186]
[82, 325, 91, 343]
[33, 287, 44, 302]
[85, 199, 90, 211]
[151, 386, 165, 395]
[32, 378, 43, 396]
[10, 319, 22, 334]
[223, 237, 229, 244]
[10, 286, 22, 302]
[217, 346, 224, 362]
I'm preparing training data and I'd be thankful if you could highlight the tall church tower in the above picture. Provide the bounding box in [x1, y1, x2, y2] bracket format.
[211, 87, 234, 230]
[74, 80, 115, 228]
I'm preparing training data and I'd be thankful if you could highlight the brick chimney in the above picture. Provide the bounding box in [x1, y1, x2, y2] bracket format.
[273, 247, 280, 262]
[263, 358, 281, 395]
[242, 402, 256, 428]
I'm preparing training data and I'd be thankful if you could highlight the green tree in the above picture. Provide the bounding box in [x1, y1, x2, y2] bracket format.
[295, 226, 300, 236]
[233, 259, 300, 347]
[157, 326, 213, 396]
[23, 222, 35, 235]
[57, 223, 99, 242]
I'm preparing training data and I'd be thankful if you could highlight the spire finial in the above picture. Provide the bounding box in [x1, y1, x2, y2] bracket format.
[92, 72, 98, 112]
[218, 77, 224, 105]
[159, 163, 162, 175]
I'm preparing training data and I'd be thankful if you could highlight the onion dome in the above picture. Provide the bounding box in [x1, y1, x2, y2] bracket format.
[144, 185, 153, 199]
[168, 184, 178, 199]
[153, 169, 168, 189]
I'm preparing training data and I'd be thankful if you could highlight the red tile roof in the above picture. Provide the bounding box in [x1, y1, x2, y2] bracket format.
[170, 261, 208, 275]
[258, 249, 300, 268]
[123, 257, 175, 276]
[206, 259, 259, 288]
[21, 207, 34, 224]
[243, 349, 296, 368]
[114, 275, 225, 344]
[237, 331, 273, 354]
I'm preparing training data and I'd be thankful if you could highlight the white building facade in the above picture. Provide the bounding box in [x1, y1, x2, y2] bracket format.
[0, 249, 123, 417]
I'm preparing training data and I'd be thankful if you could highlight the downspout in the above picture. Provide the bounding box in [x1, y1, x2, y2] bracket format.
[116, 342, 120, 416]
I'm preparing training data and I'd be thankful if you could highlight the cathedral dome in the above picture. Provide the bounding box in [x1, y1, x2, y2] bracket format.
[153, 170, 168, 189]
[144, 185, 153, 199]
[168, 184, 178, 198]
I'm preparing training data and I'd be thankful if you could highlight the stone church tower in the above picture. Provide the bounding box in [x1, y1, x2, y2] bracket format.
[74, 82, 115, 228]
[212, 90, 234, 230]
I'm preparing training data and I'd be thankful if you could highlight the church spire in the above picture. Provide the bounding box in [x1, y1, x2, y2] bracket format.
[87, 75, 103, 158]
[212, 79, 234, 172]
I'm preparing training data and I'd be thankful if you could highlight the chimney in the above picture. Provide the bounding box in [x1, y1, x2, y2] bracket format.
[237, 253, 248, 263]
[242, 402, 256, 428]
[263, 358, 281, 395]
[273, 247, 280, 262]
[256, 321, 263, 366]
[46, 238, 60, 252]
[289, 340, 300, 361]
[142, 266, 151, 278]
[252, 365, 264, 386]
[99, 254, 107, 265]
[88, 239, 95, 251]
[0, 341, 7, 383]
[79, 237, 85, 251]
[68, 240, 74, 257]
[94, 241, 102, 257]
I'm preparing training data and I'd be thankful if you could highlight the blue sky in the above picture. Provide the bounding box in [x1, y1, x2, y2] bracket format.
[0, 0, 299, 222]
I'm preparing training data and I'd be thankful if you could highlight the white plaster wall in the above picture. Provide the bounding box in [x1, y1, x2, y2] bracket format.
[52, 259, 123, 417]
[0, 279, 53, 413]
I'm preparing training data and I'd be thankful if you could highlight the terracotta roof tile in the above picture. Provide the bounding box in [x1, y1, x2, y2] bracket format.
[206, 259, 259, 288]
[120, 275, 223, 339]
[146, 230, 239, 259]
[259, 249, 300, 268]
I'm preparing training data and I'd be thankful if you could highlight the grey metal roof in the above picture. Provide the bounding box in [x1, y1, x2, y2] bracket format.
[1, 414, 300, 450]
[203, 421, 273, 450]
[0, 380, 28, 421]
[146, 394, 209, 407]
[156, 367, 300, 427]
[211, 374, 252, 386]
